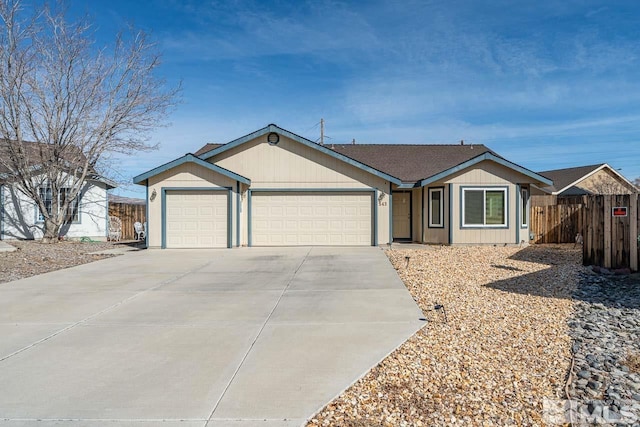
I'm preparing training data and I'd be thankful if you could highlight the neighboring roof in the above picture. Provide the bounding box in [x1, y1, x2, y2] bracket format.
[109, 194, 146, 205]
[0, 140, 117, 188]
[198, 124, 403, 185]
[194, 143, 223, 156]
[537, 163, 637, 195]
[330, 143, 494, 183]
[133, 153, 251, 185]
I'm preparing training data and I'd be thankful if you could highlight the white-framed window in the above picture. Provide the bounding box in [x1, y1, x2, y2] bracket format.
[521, 187, 529, 228]
[428, 187, 444, 228]
[462, 187, 507, 227]
[38, 187, 79, 222]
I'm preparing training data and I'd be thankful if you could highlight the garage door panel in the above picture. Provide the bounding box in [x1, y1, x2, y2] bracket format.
[165, 190, 228, 248]
[251, 192, 373, 246]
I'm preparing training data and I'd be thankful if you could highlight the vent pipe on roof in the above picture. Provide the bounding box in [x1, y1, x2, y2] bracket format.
[352, 138, 356, 145]
[460, 140, 464, 145]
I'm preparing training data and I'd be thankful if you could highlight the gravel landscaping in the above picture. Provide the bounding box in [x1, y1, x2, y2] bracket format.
[563, 270, 640, 425]
[309, 244, 583, 426]
[0, 240, 126, 284]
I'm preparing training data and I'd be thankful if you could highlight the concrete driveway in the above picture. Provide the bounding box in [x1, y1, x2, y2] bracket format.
[0, 247, 424, 426]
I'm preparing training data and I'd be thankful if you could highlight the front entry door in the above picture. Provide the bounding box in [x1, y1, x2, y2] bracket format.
[392, 192, 411, 240]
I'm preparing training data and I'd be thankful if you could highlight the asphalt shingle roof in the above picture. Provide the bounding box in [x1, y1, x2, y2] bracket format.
[537, 164, 605, 193]
[328, 144, 494, 182]
[195, 141, 494, 183]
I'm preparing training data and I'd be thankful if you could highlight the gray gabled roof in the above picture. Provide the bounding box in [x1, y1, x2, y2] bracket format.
[329, 143, 495, 183]
[198, 124, 403, 185]
[187, 124, 551, 188]
[133, 153, 250, 185]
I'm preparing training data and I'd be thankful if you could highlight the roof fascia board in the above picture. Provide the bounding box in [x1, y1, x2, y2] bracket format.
[530, 183, 554, 194]
[133, 154, 251, 185]
[419, 153, 553, 187]
[200, 124, 402, 185]
[396, 183, 417, 189]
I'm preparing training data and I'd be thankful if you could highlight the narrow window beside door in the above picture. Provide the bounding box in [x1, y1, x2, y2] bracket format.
[429, 187, 444, 228]
[521, 187, 529, 228]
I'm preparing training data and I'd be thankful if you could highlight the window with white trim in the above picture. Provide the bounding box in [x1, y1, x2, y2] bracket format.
[428, 188, 444, 227]
[38, 187, 79, 222]
[462, 188, 507, 227]
[521, 187, 529, 227]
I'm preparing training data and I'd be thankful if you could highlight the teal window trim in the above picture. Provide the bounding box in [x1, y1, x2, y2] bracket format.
[460, 186, 509, 229]
[520, 186, 529, 229]
[247, 188, 379, 247]
[428, 187, 445, 228]
[161, 186, 233, 249]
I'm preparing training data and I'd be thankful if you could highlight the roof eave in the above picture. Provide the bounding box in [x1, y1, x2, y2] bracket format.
[200, 124, 403, 186]
[133, 154, 251, 186]
[418, 153, 553, 187]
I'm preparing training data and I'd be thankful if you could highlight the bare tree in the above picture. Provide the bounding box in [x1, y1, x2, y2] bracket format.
[0, 0, 177, 242]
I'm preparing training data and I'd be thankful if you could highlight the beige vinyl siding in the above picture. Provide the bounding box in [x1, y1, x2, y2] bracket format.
[411, 189, 422, 242]
[251, 191, 373, 246]
[146, 163, 239, 248]
[209, 135, 391, 245]
[446, 161, 532, 245]
[424, 185, 449, 244]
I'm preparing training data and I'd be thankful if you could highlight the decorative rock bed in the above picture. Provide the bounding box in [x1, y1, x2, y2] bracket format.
[564, 271, 640, 425]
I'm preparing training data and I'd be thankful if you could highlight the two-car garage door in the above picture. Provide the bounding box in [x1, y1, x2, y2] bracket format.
[251, 191, 373, 246]
[164, 190, 374, 248]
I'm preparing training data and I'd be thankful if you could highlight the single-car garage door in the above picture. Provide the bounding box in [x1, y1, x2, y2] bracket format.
[165, 190, 228, 248]
[251, 191, 373, 246]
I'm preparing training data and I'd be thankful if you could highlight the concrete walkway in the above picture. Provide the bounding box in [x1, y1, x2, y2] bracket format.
[0, 247, 424, 426]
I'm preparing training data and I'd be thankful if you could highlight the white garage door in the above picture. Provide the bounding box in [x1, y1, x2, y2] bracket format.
[165, 190, 228, 248]
[251, 191, 373, 246]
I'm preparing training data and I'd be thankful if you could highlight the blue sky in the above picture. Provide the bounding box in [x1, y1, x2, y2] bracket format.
[68, 0, 640, 198]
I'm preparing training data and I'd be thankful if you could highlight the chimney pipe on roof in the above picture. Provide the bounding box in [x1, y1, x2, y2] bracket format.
[352, 138, 356, 145]
[460, 140, 464, 145]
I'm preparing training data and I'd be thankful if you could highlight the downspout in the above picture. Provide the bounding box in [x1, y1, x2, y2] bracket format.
[448, 184, 453, 245]
[388, 182, 393, 246]
[236, 181, 240, 247]
[145, 184, 149, 248]
[421, 186, 425, 243]
[515, 184, 521, 244]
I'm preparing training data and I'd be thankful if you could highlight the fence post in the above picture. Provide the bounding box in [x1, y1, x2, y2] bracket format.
[631, 192, 638, 272]
[603, 195, 612, 269]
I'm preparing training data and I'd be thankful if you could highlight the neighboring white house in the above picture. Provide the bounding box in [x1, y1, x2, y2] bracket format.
[0, 139, 116, 241]
[0, 177, 114, 240]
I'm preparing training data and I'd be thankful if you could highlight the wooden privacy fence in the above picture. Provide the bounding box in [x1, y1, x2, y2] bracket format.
[108, 202, 146, 240]
[582, 194, 639, 271]
[530, 203, 584, 244]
